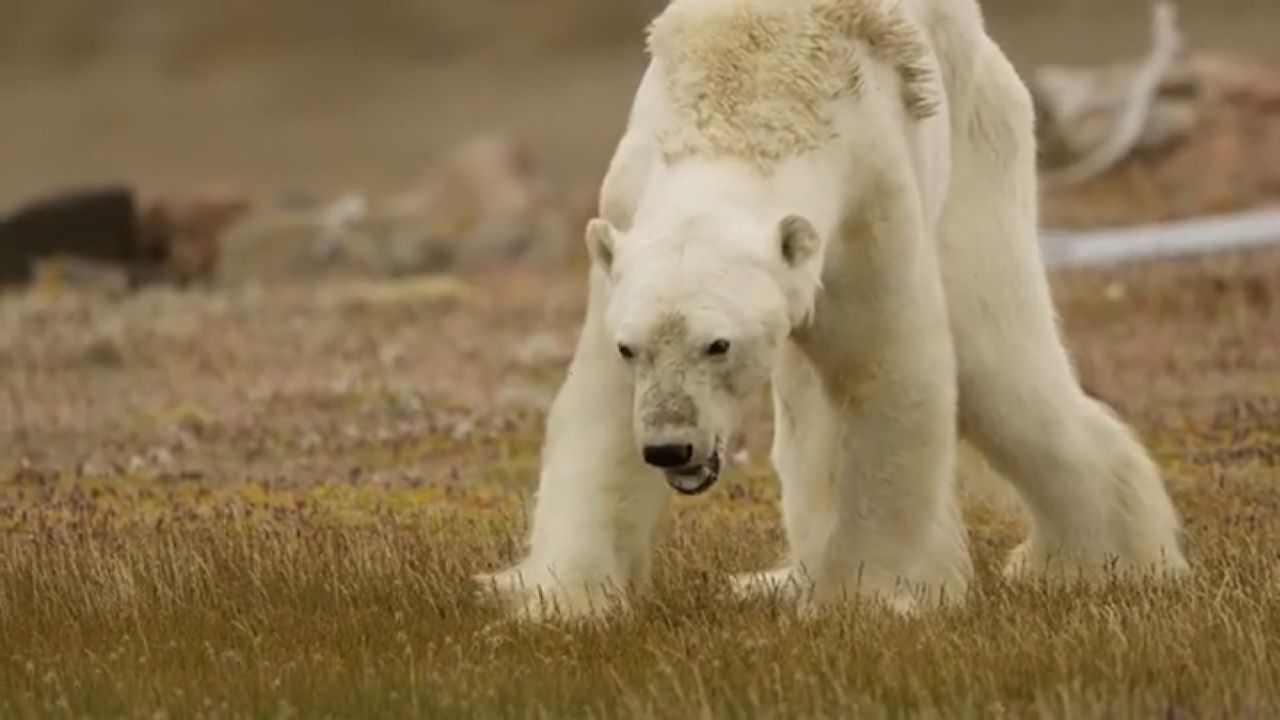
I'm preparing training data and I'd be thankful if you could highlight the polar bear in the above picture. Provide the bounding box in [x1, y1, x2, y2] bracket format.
[477, 0, 1189, 620]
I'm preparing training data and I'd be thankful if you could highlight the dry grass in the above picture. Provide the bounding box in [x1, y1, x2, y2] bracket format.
[2, 249, 1280, 718]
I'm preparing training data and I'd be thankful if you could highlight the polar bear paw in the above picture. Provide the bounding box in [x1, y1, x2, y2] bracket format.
[731, 566, 920, 617]
[1003, 539, 1189, 584]
[473, 566, 629, 623]
[731, 567, 812, 602]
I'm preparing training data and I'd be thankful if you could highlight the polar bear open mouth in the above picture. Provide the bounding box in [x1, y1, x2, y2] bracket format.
[663, 441, 723, 496]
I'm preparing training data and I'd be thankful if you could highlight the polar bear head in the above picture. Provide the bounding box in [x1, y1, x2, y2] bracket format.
[586, 209, 822, 495]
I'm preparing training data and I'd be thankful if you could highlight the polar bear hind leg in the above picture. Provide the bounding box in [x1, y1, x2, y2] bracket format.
[937, 36, 1188, 580]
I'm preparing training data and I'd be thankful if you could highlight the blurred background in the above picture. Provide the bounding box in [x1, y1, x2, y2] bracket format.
[1, 0, 1279, 286]
[1, 0, 1276, 201]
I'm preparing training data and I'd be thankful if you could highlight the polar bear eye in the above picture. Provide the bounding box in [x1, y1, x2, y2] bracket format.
[618, 343, 636, 361]
[706, 339, 731, 357]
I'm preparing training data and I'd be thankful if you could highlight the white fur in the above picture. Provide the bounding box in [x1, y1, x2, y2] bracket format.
[477, 0, 1189, 621]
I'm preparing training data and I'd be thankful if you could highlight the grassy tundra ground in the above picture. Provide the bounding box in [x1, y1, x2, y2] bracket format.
[1, 248, 1279, 718]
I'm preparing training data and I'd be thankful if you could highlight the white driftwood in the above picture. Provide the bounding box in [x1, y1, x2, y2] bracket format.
[1041, 2, 1184, 189]
[1042, 207, 1280, 268]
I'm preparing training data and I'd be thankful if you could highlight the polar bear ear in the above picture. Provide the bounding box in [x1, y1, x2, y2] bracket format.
[779, 215, 820, 267]
[585, 218, 618, 275]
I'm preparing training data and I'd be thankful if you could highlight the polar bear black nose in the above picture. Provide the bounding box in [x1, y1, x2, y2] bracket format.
[643, 443, 694, 468]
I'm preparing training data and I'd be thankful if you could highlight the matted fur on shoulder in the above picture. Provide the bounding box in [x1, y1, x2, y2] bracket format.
[646, 0, 940, 170]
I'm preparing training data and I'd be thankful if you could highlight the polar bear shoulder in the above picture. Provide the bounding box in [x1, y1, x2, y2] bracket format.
[645, 0, 942, 169]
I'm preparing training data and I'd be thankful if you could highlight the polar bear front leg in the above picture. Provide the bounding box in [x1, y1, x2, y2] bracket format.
[735, 343, 973, 616]
[735, 162, 974, 614]
[476, 77, 673, 621]
[816, 345, 972, 615]
[475, 274, 670, 622]
[731, 346, 838, 606]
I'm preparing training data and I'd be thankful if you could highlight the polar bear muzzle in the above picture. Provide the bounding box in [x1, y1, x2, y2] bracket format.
[662, 441, 723, 496]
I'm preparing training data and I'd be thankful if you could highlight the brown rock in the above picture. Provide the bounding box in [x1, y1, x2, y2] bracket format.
[217, 134, 584, 283]
[138, 190, 252, 285]
[382, 133, 577, 272]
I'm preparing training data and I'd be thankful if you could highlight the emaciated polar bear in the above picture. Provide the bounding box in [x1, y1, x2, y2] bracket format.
[478, 0, 1189, 619]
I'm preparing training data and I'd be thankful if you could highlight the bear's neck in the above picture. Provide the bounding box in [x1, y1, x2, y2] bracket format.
[639, 159, 772, 223]
[633, 156, 845, 254]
